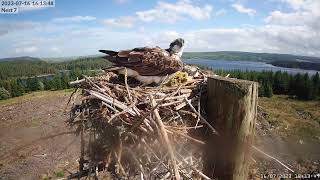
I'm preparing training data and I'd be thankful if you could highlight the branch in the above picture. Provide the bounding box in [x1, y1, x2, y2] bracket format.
[252, 145, 295, 173]
[151, 96, 181, 180]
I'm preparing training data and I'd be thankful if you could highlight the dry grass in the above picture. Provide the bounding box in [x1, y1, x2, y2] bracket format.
[0, 89, 73, 106]
[259, 95, 320, 141]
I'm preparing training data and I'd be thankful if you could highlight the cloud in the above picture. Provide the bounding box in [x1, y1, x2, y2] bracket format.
[50, 46, 61, 53]
[1, 0, 320, 58]
[183, 26, 319, 56]
[15, 46, 39, 53]
[114, 0, 131, 4]
[1, 21, 320, 58]
[52, 16, 96, 23]
[102, 16, 135, 28]
[265, 0, 320, 31]
[102, 0, 213, 28]
[232, 3, 256, 16]
[215, 9, 227, 16]
[136, 0, 213, 23]
[0, 21, 39, 37]
[279, 0, 320, 14]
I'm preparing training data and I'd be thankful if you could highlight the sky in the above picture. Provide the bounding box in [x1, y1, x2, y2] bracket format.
[0, 0, 319, 58]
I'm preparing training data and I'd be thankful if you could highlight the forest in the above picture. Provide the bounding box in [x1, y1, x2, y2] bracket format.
[0, 57, 111, 80]
[0, 57, 111, 100]
[270, 60, 320, 71]
[0, 57, 320, 101]
[214, 69, 320, 100]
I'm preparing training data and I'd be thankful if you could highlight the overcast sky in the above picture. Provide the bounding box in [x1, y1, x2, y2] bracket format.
[0, 0, 319, 58]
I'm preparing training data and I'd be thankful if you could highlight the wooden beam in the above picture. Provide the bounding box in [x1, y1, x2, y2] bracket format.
[204, 76, 258, 180]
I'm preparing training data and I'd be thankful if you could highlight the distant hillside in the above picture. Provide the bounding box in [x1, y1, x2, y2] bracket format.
[183, 51, 320, 63]
[43, 55, 102, 62]
[0, 56, 42, 62]
[0, 56, 111, 80]
[270, 61, 320, 71]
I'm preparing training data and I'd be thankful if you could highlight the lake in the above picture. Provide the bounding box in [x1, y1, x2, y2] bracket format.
[184, 59, 319, 74]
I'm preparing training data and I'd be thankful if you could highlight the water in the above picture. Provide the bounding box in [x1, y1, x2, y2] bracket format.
[184, 59, 319, 74]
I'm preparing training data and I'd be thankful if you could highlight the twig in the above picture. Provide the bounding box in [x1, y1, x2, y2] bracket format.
[102, 102, 119, 112]
[176, 153, 211, 180]
[184, 97, 219, 135]
[114, 151, 127, 176]
[151, 96, 181, 180]
[252, 145, 294, 173]
[166, 129, 205, 145]
[125, 147, 146, 179]
[154, 94, 191, 101]
[159, 100, 184, 107]
[85, 90, 136, 115]
[124, 68, 133, 102]
[108, 98, 137, 123]
[69, 78, 85, 85]
[130, 85, 182, 132]
[196, 84, 203, 127]
[174, 96, 199, 110]
[165, 125, 203, 130]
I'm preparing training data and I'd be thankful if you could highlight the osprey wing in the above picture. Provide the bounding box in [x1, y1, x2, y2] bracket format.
[99, 47, 183, 76]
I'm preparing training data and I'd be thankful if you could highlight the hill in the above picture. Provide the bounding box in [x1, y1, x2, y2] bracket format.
[183, 51, 320, 63]
[270, 60, 320, 71]
[0, 56, 42, 62]
[0, 56, 111, 80]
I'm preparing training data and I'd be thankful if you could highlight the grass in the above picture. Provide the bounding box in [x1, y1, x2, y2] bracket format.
[259, 95, 320, 141]
[55, 170, 65, 178]
[1, 89, 319, 142]
[40, 169, 65, 180]
[0, 89, 73, 106]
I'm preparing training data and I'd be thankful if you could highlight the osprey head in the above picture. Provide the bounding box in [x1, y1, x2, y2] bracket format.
[168, 38, 185, 57]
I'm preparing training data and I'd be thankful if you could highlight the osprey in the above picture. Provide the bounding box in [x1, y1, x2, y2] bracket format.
[99, 38, 185, 85]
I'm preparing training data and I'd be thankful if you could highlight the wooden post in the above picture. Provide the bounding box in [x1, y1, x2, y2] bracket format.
[204, 76, 258, 180]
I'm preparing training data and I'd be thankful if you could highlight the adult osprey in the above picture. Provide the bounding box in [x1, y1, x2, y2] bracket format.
[99, 38, 185, 85]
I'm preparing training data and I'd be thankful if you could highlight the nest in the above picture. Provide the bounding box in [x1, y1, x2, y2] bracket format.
[68, 70, 218, 179]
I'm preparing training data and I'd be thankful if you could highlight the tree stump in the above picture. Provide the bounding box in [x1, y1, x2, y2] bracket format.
[204, 76, 258, 180]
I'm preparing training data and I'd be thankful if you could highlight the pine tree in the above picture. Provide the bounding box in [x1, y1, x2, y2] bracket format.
[312, 72, 320, 98]
[10, 80, 24, 97]
[37, 81, 45, 91]
[52, 75, 63, 90]
[303, 74, 313, 100]
[273, 71, 289, 94]
[1, 80, 12, 95]
[258, 82, 265, 97]
[61, 74, 70, 89]
[0, 87, 11, 100]
[264, 81, 273, 98]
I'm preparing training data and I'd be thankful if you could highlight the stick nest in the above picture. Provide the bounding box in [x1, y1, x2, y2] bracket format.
[68, 70, 216, 179]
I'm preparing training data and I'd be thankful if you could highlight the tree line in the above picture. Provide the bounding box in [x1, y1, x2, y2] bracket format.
[214, 69, 320, 100]
[0, 57, 110, 100]
[0, 69, 102, 100]
[1, 57, 319, 101]
[0, 57, 111, 80]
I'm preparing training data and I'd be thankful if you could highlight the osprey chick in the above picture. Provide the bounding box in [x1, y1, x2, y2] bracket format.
[99, 38, 185, 85]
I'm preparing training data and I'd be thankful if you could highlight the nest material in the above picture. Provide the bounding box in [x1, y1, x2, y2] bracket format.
[68, 70, 218, 179]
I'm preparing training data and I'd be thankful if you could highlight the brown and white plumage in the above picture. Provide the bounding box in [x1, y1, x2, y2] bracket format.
[99, 38, 185, 85]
